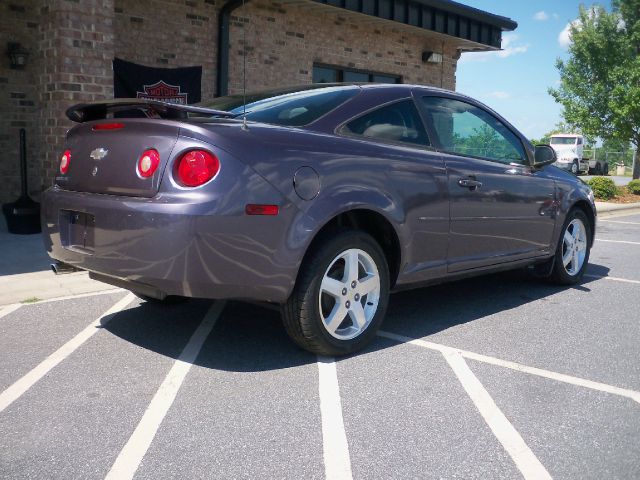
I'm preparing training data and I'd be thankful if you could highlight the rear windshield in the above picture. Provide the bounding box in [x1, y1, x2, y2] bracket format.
[200, 85, 360, 126]
[550, 137, 577, 145]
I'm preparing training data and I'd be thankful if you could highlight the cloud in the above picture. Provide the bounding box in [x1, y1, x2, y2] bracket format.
[487, 91, 511, 100]
[558, 21, 576, 49]
[460, 33, 529, 62]
[533, 11, 549, 21]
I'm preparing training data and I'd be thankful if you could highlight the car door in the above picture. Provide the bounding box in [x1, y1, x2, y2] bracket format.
[418, 94, 557, 273]
[339, 98, 450, 282]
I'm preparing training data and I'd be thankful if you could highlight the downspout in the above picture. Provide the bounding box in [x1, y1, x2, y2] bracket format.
[217, 0, 249, 97]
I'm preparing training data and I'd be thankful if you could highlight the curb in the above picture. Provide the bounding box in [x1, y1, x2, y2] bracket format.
[596, 201, 640, 216]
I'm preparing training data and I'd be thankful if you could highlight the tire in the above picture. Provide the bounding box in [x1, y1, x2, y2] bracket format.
[594, 162, 602, 175]
[282, 229, 390, 356]
[571, 160, 579, 175]
[603, 163, 609, 175]
[547, 209, 591, 285]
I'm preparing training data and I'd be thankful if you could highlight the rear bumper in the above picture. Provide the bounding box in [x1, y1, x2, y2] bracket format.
[41, 186, 300, 303]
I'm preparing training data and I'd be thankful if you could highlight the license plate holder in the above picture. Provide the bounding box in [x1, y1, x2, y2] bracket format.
[61, 210, 95, 254]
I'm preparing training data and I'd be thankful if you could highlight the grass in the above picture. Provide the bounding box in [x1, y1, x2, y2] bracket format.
[20, 297, 42, 304]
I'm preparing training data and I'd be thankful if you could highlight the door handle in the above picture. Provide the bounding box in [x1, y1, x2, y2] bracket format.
[458, 177, 483, 190]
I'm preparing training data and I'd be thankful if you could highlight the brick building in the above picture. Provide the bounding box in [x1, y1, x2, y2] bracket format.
[0, 0, 515, 206]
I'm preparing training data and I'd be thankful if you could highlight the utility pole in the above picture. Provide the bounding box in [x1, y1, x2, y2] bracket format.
[633, 147, 639, 180]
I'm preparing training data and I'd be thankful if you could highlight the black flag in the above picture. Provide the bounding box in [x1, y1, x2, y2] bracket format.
[113, 58, 202, 104]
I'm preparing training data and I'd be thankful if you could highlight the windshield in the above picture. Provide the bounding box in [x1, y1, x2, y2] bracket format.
[550, 137, 577, 145]
[199, 85, 360, 126]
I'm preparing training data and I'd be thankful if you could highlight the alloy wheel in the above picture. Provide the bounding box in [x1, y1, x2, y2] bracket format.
[318, 248, 381, 340]
[561, 218, 587, 276]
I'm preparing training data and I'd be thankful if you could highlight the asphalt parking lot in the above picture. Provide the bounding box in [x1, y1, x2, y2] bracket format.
[1, 212, 639, 480]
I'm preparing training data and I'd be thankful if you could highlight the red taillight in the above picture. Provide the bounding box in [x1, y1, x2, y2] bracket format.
[137, 149, 160, 178]
[245, 204, 279, 216]
[92, 123, 124, 131]
[176, 150, 220, 187]
[60, 149, 71, 174]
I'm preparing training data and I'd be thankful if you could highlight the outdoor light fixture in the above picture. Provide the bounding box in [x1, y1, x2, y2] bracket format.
[7, 42, 28, 69]
[422, 51, 443, 64]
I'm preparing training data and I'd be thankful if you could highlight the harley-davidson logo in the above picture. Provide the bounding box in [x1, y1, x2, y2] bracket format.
[136, 80, 188, 105]
[90, 148, 109, 160]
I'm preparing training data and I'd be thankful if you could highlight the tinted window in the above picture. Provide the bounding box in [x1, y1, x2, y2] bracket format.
[313, 67, 338, 83]
[550, 137, 576, 145]
[201, 86, 359, 127]
[342, 100, 429, 147]
[422, 97, 525, 164]
[343, 71, 369, 82]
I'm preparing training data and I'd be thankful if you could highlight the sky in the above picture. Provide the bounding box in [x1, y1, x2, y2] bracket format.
[456, 0, 602, 140]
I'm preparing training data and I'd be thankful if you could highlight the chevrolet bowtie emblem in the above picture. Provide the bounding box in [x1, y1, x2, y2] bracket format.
[90, 147, 109, 160]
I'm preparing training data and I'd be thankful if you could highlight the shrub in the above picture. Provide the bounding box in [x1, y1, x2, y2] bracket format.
[587, 177, 617, 200]
[628, 179, 640, 195]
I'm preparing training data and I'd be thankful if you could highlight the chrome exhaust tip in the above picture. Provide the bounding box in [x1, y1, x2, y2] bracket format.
[51, 262, 79, 275]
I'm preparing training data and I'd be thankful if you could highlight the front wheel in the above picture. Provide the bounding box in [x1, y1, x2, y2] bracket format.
[571, 160, 579, 175]
[547, 209, 591, 285]
[282, 230, 390, 356]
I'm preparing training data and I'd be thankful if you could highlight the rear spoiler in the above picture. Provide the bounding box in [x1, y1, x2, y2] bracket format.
[65, 98, 235, 123]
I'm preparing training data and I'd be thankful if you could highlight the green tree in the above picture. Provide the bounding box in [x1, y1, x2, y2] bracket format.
[549, 1, 640, 178]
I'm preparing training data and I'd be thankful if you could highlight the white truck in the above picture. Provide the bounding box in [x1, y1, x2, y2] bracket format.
[549, 134, 609, 175]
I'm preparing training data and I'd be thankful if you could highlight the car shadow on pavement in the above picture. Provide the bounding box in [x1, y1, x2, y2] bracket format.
[100, 264, 610, 372]
[101, 296, 316, 372]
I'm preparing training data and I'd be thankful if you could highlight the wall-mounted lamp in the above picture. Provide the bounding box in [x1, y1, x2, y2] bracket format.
[422, 51, 443, 64]
[8, 42, 29, 69]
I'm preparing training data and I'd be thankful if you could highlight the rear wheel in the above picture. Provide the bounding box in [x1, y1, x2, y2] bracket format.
[282, 230, 389, 356]
[594, 162, 602, 175]
[547, 209, 591, 285]
[603, 162, 609, 175]
[571, 160, 579, 175]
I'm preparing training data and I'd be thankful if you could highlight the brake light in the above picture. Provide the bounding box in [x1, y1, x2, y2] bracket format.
[92, 123, 124, 131]
[176, 150, 220, 187]
[137, 149, 160, 178]
[60, 149, 71, 174]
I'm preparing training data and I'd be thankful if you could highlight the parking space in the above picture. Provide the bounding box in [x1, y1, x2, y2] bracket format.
[1, 211, 639, 479]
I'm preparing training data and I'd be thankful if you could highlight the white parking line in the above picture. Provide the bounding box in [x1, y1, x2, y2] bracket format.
[317, 356, 353, 480]
[378, 331, 640, 405]
[0, 303, 21, 320]
[597, 239, 640, 245]
[105, 301, 226, 480]
[0, 293, 135, 414]
[584, 274, 640, 285]
[444, 351, 552, 480]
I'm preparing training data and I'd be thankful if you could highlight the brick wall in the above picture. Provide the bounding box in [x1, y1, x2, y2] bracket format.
[0, 1, 40, 205]
[227, 1, 459, 95]
[113, 0, 218, 102]
[38, 0, 116, 194]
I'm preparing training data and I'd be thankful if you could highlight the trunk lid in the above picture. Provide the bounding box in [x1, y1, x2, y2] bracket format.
[57, 120, 179, 197]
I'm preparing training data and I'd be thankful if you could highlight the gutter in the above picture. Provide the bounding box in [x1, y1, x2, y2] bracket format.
[217, 0, 249, 97]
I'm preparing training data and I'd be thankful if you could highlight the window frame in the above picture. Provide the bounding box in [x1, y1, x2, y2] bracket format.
[415, 91, 533, 166]
[335, 97, 434, 151]
[313, 63, 402, 85]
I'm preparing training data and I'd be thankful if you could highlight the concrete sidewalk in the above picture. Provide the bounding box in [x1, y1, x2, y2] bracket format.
[2, 201, 639, 307]
[0, 217, 117, 306]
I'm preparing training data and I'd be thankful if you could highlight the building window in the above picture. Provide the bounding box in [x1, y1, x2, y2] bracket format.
[313, 64, 401, 84]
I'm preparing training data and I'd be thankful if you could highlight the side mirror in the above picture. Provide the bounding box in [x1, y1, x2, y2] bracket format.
[534, 144, 556, 167]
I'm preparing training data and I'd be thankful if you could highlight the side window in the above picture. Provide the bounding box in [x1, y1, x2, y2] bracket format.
[577, 137, 583, 145]
[342, 100, 430, 147]
[421, 96, 525, 164]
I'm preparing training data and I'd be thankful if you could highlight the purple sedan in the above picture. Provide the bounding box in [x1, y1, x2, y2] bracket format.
[42, 84, 596, 355]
